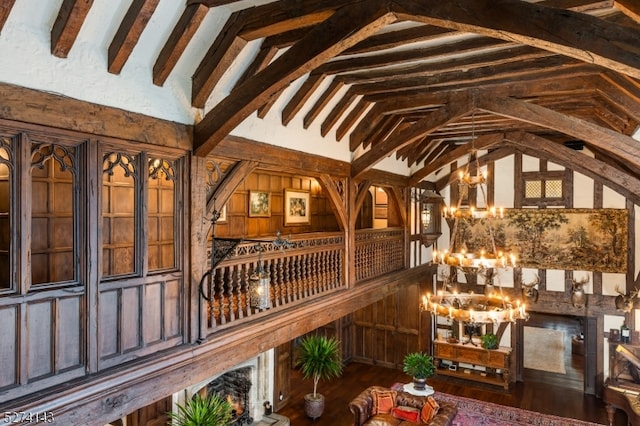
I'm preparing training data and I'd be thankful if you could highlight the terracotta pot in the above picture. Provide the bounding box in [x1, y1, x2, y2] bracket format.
[304, 393, 325, 419]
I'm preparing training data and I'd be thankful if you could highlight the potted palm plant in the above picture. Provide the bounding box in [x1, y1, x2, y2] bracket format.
[295, 334, 343, 419]
[403, 352, 436, 390]
[168, 393, 233, 426]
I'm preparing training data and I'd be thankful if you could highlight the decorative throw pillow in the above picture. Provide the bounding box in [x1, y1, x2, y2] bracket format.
[371, 389, 397, 414]
[391, 405, 420, 422]
[420, 395, 440, 423]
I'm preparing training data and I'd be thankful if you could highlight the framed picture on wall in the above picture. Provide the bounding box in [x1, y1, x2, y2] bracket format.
[284, 189, 310, 225]
[248, 191, 271, 217]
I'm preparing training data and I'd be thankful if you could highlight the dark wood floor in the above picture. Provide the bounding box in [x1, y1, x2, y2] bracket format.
[276, 362, 626, 425]
[276, 313, 626, 425]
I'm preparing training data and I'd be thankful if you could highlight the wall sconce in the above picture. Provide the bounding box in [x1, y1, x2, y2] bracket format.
[419, 189, 443, 247]
[250, 246, 271, 310]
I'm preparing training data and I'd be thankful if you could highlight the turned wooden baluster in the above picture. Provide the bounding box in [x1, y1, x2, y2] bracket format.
[284, 257, 293, 303]
[213, 269, 226, 325]
[277, 257, 285, 306]
[232, 264, 243, 320]
[310, 251, 318, 295]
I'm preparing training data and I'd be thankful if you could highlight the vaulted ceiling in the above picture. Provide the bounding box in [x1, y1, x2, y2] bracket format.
[4, 0, 640, 191]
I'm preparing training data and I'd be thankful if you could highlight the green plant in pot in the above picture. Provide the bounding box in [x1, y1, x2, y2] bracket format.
[168, 393, 233, 426]
[402, 352, 436, 391]
[295, 335, 343, 420]
[481, 332, 499, 350]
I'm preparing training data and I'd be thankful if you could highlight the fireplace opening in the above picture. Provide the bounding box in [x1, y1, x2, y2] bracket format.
[206, 366, 253, 425]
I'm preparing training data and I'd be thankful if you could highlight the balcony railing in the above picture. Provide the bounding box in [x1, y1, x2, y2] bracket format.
[203, 233, 345, 332]
[354, 227, 405, 282]
[202, 228, 405, 334]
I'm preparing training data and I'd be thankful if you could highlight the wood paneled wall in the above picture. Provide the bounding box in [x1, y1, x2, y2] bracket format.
[352, 281, 429, 368]
[214, 169, 340, 239]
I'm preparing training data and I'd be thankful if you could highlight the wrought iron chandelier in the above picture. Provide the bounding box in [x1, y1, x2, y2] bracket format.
[421, 102, 527, 325]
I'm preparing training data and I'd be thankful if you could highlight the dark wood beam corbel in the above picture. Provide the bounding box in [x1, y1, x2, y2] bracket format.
[206, 160, 258, 214]
[194, 1, 397, 157]
[317, 174, 348, 232]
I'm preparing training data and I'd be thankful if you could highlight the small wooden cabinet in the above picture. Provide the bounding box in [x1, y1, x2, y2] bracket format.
[433, 341, 512, 389]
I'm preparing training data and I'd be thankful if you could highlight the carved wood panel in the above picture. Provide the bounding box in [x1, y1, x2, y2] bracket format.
[98, 277, 184, 369]
[353, 282, 423, 368]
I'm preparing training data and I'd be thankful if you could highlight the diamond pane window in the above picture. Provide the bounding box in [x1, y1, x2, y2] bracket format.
[525, 180, 541, 198]
[545, 180, 563, 198]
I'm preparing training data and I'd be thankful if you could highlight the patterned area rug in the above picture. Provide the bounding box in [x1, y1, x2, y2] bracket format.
[435, 392, 604, 426]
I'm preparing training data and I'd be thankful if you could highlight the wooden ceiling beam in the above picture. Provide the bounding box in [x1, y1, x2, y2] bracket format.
[391, 0, 640, 80]
[51, 0, 94, 58]
[351, 56, 584, 97]
[0, 0, 15, 33]
[319, 37, 514, 76]
[352, 92, 471, 179]
[614, 0, 640, 23]
[192, 11, 247, 108]
[303, 79, 344, 129]
[321, 88, 359, 137]
[335, 98, 371, 142]
[236, 0, 356, 40]
[478, 94, 640, 168]
[409, 133, 504, 185]
[153, 3, 209, 86]
[338, 45, 553, 85]
[282, 74, 327, 126]
[234, 45, 279, 90]
[349, 103, 388, 150]
[212, 135, 351, 176]
[596, 73, 640, 126]
[365, 115, 404, 150]
[413, 138, 449, 167]
[194, 1, 397, 156]
[344, 25, 456, 55]
[108, 0, 160, 75]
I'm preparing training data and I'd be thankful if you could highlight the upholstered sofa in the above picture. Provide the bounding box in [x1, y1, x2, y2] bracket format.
[349, 385, 457, 426]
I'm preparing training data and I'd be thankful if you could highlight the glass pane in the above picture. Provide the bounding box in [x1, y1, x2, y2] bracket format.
[31, 144, 76, 285]
[148, 159, 175, 271]
[545, 180, 563, 198]
[0, 139, 11, 289]
[102, 153, 136, 277]
[525, 180, 541, 198]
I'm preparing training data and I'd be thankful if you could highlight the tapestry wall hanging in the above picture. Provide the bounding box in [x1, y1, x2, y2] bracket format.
[453, 208, 627, 273]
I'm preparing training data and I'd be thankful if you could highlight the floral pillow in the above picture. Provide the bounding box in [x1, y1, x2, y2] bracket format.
[371, 389, 397, 414]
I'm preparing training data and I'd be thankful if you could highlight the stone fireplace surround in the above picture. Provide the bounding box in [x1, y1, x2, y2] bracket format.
[176, 350, 275, 424]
